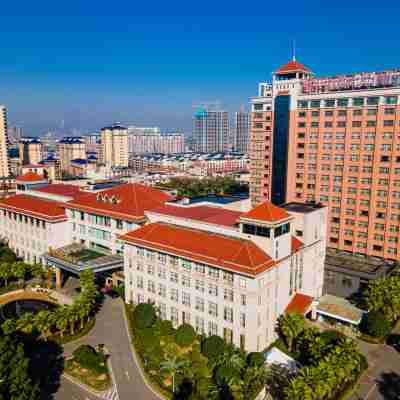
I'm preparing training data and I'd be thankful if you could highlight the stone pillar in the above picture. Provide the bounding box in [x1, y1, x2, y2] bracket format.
[55, 268, 62, 289]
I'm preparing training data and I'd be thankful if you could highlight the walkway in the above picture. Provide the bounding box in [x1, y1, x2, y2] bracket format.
[349, 340, 400, 400]
[59, 297, 162, 400]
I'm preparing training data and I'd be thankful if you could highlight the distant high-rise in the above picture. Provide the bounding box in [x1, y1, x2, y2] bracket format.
[127, 126, 161, 136]
[100, 125, 129, 169]
[234, 111, 250, 153]
[18, 137, 43, 165]
[193, 108, 229, 153]
[0, 106, 10, 177]
[58, 136, 86, 174]
[8, 125, 23, 145]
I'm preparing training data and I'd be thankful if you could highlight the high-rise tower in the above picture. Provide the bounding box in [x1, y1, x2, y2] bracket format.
[0, 106, 10, 178]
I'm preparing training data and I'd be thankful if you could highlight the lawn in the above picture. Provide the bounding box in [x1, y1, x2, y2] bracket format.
[70, 249, 104, 262]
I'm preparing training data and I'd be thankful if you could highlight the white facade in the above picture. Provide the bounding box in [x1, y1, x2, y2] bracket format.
[123, 203, 326, 352]
[0, 208, 71, 264]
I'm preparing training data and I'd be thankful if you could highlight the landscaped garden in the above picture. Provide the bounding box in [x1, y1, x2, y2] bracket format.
[65, 344, 111, 391]
[126, 302, 267, 400]
[0, 240, 102, 399]
[268, 312, 368, 400]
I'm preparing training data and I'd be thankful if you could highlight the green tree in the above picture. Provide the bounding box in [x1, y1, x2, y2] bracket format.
[1, 319, 16, 335]
[160, 356, 187, 393]
[175, 323, 196, 347]
[364, 275, 400, 322]
[16, 313, 35, 335]
[201, 335, 225, 361]
[34, 310, 54, 341]
[55, 306, 70, 338]
[0, 335, 40, 400]
[277, 312, 306, 353]
[365, 311, 392, 337]
[134, 303, 156, 329]
[0, 263, 13, 287]
[13, 261, 28, 285]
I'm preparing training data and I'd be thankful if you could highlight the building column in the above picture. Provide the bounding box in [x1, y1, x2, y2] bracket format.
[55, 267, 62, 289]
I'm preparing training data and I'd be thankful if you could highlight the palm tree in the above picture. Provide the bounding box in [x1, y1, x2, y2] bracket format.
[55, 306, 70, 338]
[160, 356, 187, 393]
[67, 306, 79, 335]
[278, 312, 306, 353]
[34, 310, 54, 341]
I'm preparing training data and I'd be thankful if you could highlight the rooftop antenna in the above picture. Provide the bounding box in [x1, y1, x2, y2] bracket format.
[292, 39, 296, 61]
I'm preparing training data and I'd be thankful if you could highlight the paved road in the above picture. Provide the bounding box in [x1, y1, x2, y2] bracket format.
[349, 340, 400, 400]
[55, 297, 162, 400]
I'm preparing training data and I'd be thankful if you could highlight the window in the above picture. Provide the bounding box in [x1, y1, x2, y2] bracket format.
[310, 100, 321, 108]
[240, 313, 246, 328]
[208, 267, 219, 280]
[367, 96, 379, 105]
[384, 120, 394, 126]
[195, 280, 204, 293]
[224, 288, 234, 302]
[170, 271, 178, 284]
[208, 283, 218, 297]
[182, 292, 191, 307]
[158, 283, 166, 298]
[170, 288, 178, 302]
[325, 99, 335, 108]
[224, 307, 233, 323]
[147, 280, 155, 294]
[137, 276, 144, 289]
[353, 97, 364, 106]
[337, 99, 348, 107]
[253, 103, 263, 111]
[182, 275, 191, 288]
[208, 302, 218, 317]
[241, 294, 246, 306]
[385, 96, 397, 105]
[297, 100, 308, 108]
[311, 111, 320, 117]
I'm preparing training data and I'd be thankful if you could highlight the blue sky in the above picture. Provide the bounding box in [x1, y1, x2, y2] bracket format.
[1, 1, 400, 135]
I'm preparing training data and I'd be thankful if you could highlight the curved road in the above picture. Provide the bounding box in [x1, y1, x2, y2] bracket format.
[57, 297, 162, 400]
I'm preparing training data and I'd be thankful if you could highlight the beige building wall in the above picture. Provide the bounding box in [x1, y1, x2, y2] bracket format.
[19, 141, 43, 165]
[58, 138, 86, 174]
[100, 127, 129, 169]
[0, 106, 10, 177]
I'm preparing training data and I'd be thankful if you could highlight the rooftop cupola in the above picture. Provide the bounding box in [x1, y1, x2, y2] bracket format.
[274, 58, 313, 81]
[239, 202, 293, 260]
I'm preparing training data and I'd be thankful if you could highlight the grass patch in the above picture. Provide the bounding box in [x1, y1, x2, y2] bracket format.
[64, 357, 111, 392]
[70, 249, 104, 262]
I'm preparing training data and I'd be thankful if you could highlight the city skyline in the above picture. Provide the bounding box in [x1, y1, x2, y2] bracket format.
[2, 1, 400, 135]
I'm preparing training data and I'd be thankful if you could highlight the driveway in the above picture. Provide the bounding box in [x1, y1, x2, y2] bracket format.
[349, 340, 400, 400]
[57, 297, 162, 400]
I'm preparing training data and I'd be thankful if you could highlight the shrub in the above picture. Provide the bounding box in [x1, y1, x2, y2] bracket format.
[320, 329, 344, 344]
[175, 324, 196, 347]
[202, 335, 225, 360]
[141, 329, 160, 350]
[159, 320, 175, 336]
[133, 303, 156, 329]
[73, 345, 106, 374]
[247, 352, 265, 368]
[365, 311, 391, 337]
[214, 364, 239, 386]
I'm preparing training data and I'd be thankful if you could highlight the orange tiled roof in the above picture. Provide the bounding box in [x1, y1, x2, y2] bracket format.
[120, 222, 275, 276]
[149, 204, 243, 228]
[241, 202, 291, 223]
[292, 236, 303, 252]
[66, 183, 173, 221]
[34, 184, 82, 199]
[16, 172, 45, 182]
[285, 293, 313, 315]
[275, 59, 311, 74]
[0, 194, 67, 221]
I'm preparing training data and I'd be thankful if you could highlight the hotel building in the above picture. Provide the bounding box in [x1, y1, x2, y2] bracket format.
[0, 106, 10, 177]
[121, 200, 327, 352]
[250, 58, 400, 260]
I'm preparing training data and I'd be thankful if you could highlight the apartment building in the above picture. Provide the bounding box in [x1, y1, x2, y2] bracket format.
[234, 111, 250, 153]
[64, 183, 173, 255]
[121, 200, 327, 352]
[0, 106, 10, 177]
[193, 108, 230, 153]
[100, 125, 129, 169]
[250, 58, 400, 260]
[19, 137, 43, 165]
[58, 137, 86, 174]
